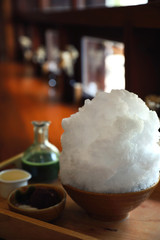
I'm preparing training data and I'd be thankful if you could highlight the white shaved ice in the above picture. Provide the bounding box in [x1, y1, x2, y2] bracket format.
[60, 90, 160, 193]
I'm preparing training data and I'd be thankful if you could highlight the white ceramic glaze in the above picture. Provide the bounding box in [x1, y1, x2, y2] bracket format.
[0, 169, 31, 199]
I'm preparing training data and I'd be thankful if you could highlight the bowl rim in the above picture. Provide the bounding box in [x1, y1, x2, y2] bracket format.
[8, 183, 66, 212]
[62, 178, 160, 196]
[0, 169, 31, 183]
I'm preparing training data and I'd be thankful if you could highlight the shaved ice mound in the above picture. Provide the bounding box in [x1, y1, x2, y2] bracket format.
[60, 90, 160, 193]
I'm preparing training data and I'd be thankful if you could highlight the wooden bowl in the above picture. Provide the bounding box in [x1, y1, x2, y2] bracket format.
[62, 181, 159, 222]
[8, 184, 66, 222]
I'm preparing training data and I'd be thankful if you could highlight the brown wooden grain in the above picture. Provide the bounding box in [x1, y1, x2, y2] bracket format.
[1, 155, 160, 239]
[0, 209, 96, 240]
[0, 62, 77, 161]
[1, 175, 160, 240]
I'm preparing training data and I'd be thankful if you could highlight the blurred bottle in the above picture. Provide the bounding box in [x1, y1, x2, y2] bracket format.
[22, 121, 59, 183]
[145, 95, 160, 118]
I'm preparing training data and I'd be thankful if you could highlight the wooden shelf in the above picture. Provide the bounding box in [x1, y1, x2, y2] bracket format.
[10, 2, 160, 100]
[13, 3, 160, 29]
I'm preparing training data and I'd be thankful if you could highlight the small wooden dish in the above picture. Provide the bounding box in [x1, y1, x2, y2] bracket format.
[8, 184, 66, 222]
[62, 180, 159, 222]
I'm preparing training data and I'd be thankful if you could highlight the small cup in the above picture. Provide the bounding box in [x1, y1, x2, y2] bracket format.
[0, 169, 31, 199]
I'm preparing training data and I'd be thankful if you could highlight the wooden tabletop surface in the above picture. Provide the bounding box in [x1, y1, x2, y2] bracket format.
[1, 159, 160, 240]
[0, 62, 77, 161]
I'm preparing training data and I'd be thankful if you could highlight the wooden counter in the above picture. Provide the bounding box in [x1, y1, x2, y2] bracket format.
[0, 63, 78, 162]
[1, 190, 160, 240]
[0, 155, 160, 240]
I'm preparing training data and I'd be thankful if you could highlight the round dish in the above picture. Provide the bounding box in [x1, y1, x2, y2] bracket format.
[0, 169, 31, 199]
[62, 180, 159, 222]
[8, 184, 66, 222]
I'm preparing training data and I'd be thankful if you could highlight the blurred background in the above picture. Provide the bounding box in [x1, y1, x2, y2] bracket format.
[0, 0, 159, 162]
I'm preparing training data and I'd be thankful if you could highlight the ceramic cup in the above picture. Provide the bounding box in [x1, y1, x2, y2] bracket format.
[0, 169, 31, 198]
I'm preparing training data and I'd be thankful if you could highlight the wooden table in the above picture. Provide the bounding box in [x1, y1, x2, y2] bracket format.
[0, 62, 78, 161]
[0, 154, 160, 240]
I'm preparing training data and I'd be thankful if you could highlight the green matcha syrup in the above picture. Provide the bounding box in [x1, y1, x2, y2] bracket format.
[22, 121, 59, 183]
